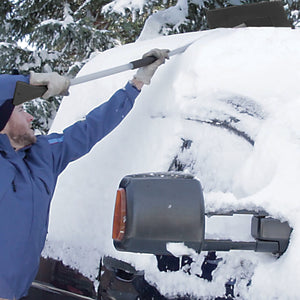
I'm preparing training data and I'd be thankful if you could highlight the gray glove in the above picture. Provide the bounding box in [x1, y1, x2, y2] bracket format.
[134, 49, 169, 85]
[30, 71, 70, 99]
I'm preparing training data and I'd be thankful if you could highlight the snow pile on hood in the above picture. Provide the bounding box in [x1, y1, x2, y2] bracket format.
[45, 27, 300, 298]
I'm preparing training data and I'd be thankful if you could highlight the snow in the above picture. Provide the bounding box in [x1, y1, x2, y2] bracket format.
[103, 0, 147, 14]
[44, 27, 300, 298]
[138, 0, 190, 40]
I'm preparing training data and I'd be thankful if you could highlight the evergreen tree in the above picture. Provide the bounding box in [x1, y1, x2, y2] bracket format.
[0, 0, 118, 133]
[103, 0, 178, 43]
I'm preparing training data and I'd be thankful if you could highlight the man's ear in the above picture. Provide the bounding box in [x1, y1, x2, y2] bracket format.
[0, 114, 12, 135]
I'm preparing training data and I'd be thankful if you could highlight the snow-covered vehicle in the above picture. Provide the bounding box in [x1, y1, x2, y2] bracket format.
[26, 3, 300, 299]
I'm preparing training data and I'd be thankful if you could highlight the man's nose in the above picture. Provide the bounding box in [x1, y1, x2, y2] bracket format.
[26, 112, 34, 122]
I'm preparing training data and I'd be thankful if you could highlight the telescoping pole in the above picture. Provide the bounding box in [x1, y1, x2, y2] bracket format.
[70, 42, 193, 86]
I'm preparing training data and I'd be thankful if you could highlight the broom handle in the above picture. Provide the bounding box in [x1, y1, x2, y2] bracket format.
[70, 42, 192, 86]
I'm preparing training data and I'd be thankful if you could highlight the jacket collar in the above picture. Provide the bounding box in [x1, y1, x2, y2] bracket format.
[0, 134, 14, 153]
[0, 134, 31, 158]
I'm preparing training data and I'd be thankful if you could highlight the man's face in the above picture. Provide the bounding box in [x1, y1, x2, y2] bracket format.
[2, 105, 36, 149]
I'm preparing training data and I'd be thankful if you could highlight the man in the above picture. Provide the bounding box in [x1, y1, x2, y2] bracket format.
[0, 49, 169, 300]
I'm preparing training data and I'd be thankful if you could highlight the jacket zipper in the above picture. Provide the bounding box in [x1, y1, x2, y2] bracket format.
[12, 180, 16, 192]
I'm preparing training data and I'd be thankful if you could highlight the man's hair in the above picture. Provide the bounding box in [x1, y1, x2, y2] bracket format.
[0, 99, 14, 131]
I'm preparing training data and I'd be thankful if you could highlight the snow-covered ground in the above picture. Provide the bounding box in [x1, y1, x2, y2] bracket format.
[44, 27, 300, 298]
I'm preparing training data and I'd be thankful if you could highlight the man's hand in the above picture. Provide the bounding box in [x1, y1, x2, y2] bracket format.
[133, 49, 169, 85]
[30, 71, 70, 100]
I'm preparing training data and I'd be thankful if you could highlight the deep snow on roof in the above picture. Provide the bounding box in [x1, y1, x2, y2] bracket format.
[46, 27, 300, 298]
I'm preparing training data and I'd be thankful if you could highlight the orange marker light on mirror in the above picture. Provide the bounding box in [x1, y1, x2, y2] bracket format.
[112, 188, 127, 241]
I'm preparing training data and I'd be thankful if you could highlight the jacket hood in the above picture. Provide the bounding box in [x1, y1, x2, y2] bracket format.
[0, 74, 29, 131]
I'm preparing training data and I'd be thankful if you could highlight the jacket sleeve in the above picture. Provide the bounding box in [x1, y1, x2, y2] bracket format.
[48, 82, 140, 176]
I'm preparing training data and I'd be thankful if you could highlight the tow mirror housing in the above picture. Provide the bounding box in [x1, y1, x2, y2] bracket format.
[113, 173, 205, 255]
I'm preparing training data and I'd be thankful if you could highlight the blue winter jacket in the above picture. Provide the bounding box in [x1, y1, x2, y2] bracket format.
[0, 75, 140, 299]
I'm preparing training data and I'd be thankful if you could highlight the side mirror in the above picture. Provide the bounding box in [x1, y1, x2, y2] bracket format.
[113, 173, 205, 255]
[112, 173, 292, 255]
